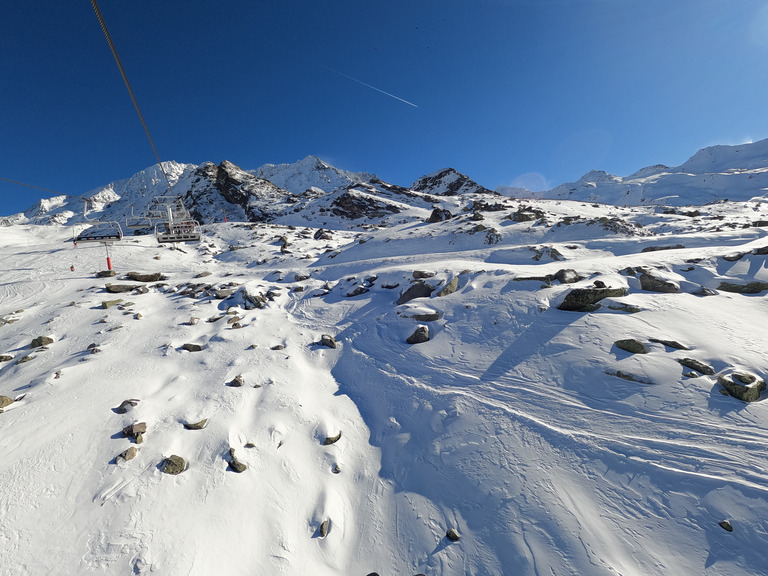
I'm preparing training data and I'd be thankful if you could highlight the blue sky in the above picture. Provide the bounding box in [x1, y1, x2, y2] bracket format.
[2, 0, 768, 216]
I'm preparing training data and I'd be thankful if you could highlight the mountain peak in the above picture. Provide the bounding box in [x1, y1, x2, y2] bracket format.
[411, 168, 494, 196]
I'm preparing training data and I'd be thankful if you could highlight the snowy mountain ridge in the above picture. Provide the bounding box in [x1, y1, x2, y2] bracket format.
[4, 138, 768, 229]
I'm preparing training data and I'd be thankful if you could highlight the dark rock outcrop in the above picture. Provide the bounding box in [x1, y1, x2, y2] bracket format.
[639, 272, 680, 293]
[717, 372, 766, 402]
[161, 455, 186, 475]
[677, 358, 715, 375]
[717, 281, 768, 294]
[558, 287, 628, 312]
[406, 325, 430, 344]
[30, 336, 54, 348]
[397, 282, 435, 305]
[320, 334, 337, 349]
[615, 339, 648, 354]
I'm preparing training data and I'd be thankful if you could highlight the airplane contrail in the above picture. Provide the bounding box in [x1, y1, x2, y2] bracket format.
[315, 62, 418, 108]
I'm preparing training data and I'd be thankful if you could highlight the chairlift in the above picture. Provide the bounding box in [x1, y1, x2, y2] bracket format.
[125, 206, 152, 229]
[156, 219, 201, 243]
[74, 201, 123, 243]
[155, 202, 201, 243]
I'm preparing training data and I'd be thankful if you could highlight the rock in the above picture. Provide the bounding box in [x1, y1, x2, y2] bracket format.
[614, 339, 648, 354]
[649, 338, 689, 350]
[184, 419, 208, 430]
[413, 270, 435, 279]
[717, 281, 768, 294]
[639, 272, 680, 293]
[161, 455, 186, 475]
[30, 336, 54, 348]
[117, 446, 138, 462]
[228, 448, 247, 473]
[323, 432, 342, 445]
[406, 325, 430, 344]
[346, 286, 370, 297]
[271, 344, 285, 351]
[229, 375, 244, 387]
[554, 269, 581, 284]
[182, 343, 204, 352]
[719, 520, 734, 532]
[593, 280, 606, 288]
[96, 270, 117, 278]
[693, 286, 718, 297]
[194, 271, 212, 278]
[227, 316, 241, 325]
[135, 432, 144, 444]
[320, 334, 337, 349]
[606, 303, 642, 313]
[605, 370, 654, 385]
[721, 253, 746, 262]
[101, 299, 124, 309]
[677, 358, 715, 375]
[446, 528, 461, 542]
[640, 244, 685, 253]
[397, 281, 435, 305]
[557, 287, 629, 312]
[402, 309, 441, 322]
[0, 396, 13, 409]
[319, 520, 330, 538]
[105, 283, 143, 294]
[241, 286, 268, 309]
[123, 422, 147, 438]
[294, 272, 310, 282]
[683, 371, 699, 378]
[717, 372, 766, 402]
[126, 272, 167, 282]
[426, 208, 453, 223]
[133, 313, 142, 320]
[436, 276, 459, 297]
[0, 355, 12, 362]
[16, 355, 33, 364]
[114, 399, 140, 414]
[332, 463, 341, 474]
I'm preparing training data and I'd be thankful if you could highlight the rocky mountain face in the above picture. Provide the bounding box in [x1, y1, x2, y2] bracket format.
[4, 138, 768, 230]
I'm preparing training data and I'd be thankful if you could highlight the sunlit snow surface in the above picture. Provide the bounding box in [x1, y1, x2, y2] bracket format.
[1, 201, 768, 575]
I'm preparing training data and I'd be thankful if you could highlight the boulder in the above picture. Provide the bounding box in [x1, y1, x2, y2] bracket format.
[0, 355, 12, 362]
[228, 448, 247, 473]
[446, 528, 461, 542]
[114, 399, 140, 414]
[346, 286, 370, 297]
[0, 396, 13, 409]
[30, 336, 54, 348]
[717, 281, 768, 294]
[229, 375, 244, 387]
[161, 455, 186, 475]
[426, 208, 453, 223]
[397, 282, 435, 305]
[117, 447, 138, 462]
[184, 419, 208, 430]
[101, 299, 124, 309]
[320, 334, 337, 349]
[105, 283, 142, 294]
[554, 269, 581, 284]
[126, 272, 167, 282]
[614, 339, 648, 354]
[649, 338, 689, 350]
[719, 520, 734, 532]
[413, 271, 436, 279]
[557, 287, 628, 312]
[639, 272, 680, 293]
[182, 343, 204, 352]
[319, 520, 330, 538]
[323, 432, 342, 446]
[123, 422, 147, 438]
[406, 325, 430, 344]
[677, 358, 715, 375]
[436, 277, 459, 297]
[717, 372, 766, 402]
[96, 270, 117, 278]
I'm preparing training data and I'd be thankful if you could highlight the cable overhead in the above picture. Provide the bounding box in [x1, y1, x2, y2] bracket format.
[0, 176, 69, 197]
[89, 0, 171, 187]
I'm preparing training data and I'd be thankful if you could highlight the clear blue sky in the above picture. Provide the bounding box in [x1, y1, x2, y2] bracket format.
[2, 0, 768, 216]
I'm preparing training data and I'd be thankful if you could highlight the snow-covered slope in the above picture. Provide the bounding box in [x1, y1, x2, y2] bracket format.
[252, 155, 373, 196]
[2, 193, 768, 575]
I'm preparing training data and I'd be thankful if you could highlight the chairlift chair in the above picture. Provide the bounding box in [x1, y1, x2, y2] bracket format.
[156, 219, 201, 243]
[125, 206, 152, 229]
[74, 221, 124, 243]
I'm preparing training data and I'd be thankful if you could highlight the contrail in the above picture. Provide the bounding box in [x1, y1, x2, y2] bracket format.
[315, 62, 418, 108]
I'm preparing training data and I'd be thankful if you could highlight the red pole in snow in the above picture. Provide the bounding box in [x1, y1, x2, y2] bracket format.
[105, 243, 113, 271]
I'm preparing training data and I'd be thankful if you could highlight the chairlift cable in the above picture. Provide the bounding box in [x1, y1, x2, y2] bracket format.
[0, 176, 72, 197]
[89, 0, 171, 187]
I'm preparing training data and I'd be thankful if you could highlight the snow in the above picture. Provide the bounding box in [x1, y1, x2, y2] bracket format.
[3, 177, 768, 576]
